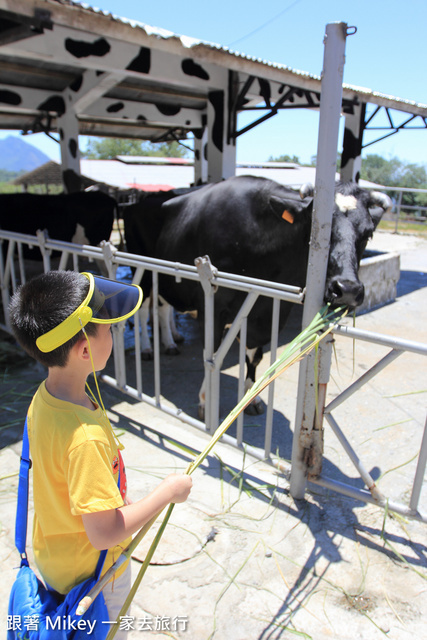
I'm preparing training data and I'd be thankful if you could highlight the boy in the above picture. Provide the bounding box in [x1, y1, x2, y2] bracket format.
[9, 270, 192, 635]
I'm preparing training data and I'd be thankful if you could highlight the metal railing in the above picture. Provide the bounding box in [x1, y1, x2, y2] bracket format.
[373, 186, 427, 231]
[313, 324, 427, 522]
[1, 228, 426, 522]
[0, 228, 305, 459]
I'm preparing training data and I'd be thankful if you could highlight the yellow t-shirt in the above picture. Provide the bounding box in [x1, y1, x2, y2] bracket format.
[27, 381, 131, 595]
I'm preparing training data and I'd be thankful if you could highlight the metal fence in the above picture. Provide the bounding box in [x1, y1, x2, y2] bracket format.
[1, 227, 426, 523]
[314, 324, 427, 522]
[374, 186, 427, 231]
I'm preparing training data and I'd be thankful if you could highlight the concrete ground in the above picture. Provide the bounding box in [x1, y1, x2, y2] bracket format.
[0, 230, 426, 639]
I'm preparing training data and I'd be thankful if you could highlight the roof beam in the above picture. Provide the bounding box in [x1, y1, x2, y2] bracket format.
[0, 22, 227, 92]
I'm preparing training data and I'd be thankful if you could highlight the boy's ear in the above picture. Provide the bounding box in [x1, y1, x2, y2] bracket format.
[73, 336, 90, 361]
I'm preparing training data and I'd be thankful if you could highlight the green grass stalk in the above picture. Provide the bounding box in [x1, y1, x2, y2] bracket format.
[77, 304, 346, 636]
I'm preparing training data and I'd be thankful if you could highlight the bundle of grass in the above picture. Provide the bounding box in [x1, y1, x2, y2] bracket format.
[76, 303, 347, 636]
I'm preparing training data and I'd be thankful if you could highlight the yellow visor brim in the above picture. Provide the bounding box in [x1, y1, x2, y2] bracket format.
[36, 272, 143, 353]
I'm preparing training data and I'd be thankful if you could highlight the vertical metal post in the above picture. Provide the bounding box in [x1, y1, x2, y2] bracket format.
[410, 416, 427, 512]
[395, 190, 403, 233]
[196, 256, 218, 434]
[152, 271, 162, 406]
[236, 317, 247, 445]
[101, 241, 124, 387]
[265, 297, 280, 458]
[36, 229, 52, 273]
[290, 22, 349, 499]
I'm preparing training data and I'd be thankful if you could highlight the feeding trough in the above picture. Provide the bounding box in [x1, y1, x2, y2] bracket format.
[357, 249, 400, 314]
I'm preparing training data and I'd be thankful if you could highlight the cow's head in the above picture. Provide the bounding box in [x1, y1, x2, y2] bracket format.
[301, 182, 392, 308]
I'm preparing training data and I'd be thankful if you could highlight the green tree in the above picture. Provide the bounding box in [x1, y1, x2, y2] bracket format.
[83, 138, 189, 159]
[360, 154, 402, 185]
[308, 153, 341, 168]
[361, 154, 427, 213]
[268, 153, 300, 164]
[0, 168, 23, 182]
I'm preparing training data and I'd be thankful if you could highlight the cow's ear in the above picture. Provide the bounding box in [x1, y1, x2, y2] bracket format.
[269, 195, 310, 224]
[368, 206, 385, 229]
[368, 191, 392, 229]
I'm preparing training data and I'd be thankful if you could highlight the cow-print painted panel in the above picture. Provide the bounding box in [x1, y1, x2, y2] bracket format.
[182, 59, 209, 81]
[193, 127, 204, 141]
[156, 103, 181, 116]
[68, 138, 78, 159]
[0, 89, 21, 105]
[65, 37, 111, 58]
[341, 128, 360, 166]
[69, 75, 83, 92]
[209, 90, 224, 153]
[107, 102, 125, 113]
[38, 96, 66, 115]
[258, 79, 271, 108]
[126, 47, 151, 74]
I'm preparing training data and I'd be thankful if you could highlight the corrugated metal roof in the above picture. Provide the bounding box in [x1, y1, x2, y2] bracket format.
[78, 158, 381, 191]
[0, 0, 425, 151]
[13, 156, 384, 191]
[64, 1, 427, 112]
[76, 2, 319, 76]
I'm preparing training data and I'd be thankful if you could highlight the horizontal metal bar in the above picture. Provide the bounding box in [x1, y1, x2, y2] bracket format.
[0, 231, 305, 302]
[324, 413, 386, 504]
[309, 475, 427, 523]
[100, 374, 205, 431]
[214, 272, 304, 298]
[331, 323, 427, 356]
[324, 348, 403, 414]
[410, 416, 427, 512]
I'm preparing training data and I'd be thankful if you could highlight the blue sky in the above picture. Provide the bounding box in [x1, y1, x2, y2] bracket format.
[2, 0, 426, 167]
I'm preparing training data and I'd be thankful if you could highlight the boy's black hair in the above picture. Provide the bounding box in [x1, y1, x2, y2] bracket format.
[9, 270, 98, 368]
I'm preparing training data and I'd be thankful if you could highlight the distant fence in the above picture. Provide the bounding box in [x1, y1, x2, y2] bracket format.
[372, 185, 427, 231]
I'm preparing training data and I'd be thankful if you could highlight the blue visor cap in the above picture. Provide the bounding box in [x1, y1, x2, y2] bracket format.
[36, 272, 143, 353]
[89, 275, 143, 322]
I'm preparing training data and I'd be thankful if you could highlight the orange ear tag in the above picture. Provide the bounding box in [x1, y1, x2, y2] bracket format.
[282, 210, 294, 224]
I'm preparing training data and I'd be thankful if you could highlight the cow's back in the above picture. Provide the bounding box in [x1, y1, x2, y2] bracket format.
[156, 176, 311, 282]
[0, 193, 78, 240]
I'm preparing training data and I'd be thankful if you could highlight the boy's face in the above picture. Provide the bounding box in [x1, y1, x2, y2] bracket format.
[87, 323, 113, 371]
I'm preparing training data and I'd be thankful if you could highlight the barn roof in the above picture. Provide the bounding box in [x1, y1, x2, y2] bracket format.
[0, 0, 426, 147]
[14, 157, 383, 192]
[12, 159, 97, 188]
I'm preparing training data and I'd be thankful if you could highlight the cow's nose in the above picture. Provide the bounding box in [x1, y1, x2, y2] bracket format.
[326, 277, 365, 307]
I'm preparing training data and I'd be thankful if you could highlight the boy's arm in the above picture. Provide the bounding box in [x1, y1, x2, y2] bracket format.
[82, 473, 192, 550]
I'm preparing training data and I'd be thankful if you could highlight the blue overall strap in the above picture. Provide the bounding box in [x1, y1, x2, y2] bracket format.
[93, 464, 120, 579]
[15, 416, 31, 566]
[15, 416, 120, 578]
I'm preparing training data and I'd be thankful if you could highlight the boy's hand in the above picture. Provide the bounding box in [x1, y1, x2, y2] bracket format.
[83, 473, 193, 550]
[163, 473, 193, 503]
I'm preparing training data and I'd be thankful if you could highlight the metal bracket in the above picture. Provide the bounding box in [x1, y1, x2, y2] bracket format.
[195, 255, 218, 295]
[101, 240, 118, 279]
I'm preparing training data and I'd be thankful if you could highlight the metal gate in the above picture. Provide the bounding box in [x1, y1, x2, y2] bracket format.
[1, 227, 426, 524]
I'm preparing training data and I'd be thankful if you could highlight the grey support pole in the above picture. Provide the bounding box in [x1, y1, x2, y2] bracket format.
[290, 23, 352, 499]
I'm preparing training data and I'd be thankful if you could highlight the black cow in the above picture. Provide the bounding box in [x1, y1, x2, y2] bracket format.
[0, 190, 116, 259]
[124, 176, 391, 415]
[123, 186, 202, 357]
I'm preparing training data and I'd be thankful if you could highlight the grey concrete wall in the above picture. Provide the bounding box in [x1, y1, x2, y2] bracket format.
[357, 251, 400, 314]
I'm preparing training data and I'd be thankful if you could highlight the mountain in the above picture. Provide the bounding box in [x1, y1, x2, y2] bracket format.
[0, 135, 50, 172]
